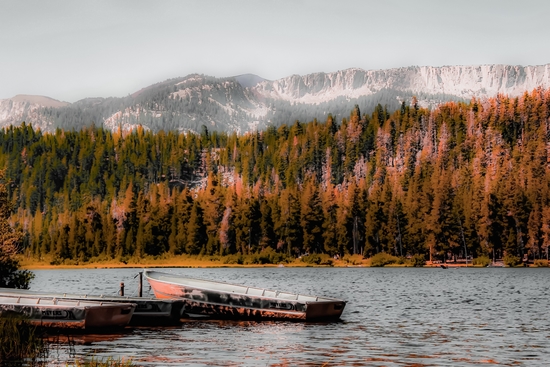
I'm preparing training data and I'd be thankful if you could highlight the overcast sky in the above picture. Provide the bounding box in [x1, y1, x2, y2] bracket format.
[1, 0, 548, 102]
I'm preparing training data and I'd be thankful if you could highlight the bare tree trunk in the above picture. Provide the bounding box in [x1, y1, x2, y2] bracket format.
[353, 216, 358, 255]
[458, 216, 468, 267]
[396, 212, 403, 257]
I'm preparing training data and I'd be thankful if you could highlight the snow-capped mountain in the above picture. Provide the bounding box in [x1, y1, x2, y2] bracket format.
[256, 64, 550, 104]
[1, 64, 549, 134]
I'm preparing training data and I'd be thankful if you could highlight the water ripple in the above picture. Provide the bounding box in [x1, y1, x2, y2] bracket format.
[30, 267, 550, 366]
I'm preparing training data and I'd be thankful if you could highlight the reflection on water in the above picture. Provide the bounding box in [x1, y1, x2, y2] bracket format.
[30, 267, 550, 366]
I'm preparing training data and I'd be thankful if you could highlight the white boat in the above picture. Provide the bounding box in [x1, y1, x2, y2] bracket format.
[0, 288, 185, 326]
[0, 294, 135, 330]
[144, 269, 346, 321]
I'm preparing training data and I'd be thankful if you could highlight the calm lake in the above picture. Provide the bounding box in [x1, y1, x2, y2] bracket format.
[30, 267, 550, 366]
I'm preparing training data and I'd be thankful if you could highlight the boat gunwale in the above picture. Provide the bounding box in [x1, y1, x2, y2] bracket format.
[0, 287, 182, 304]
[0, 295, 136, 311]
[144, 270, 346, 305]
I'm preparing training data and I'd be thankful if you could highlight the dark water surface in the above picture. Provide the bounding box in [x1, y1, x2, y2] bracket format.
[30, 267, 550, 366]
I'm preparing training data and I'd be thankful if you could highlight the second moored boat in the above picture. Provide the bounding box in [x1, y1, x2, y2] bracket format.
[0, 294, 135, 330]
[0, 288, 185, 326]
[144, 269, 346, 321]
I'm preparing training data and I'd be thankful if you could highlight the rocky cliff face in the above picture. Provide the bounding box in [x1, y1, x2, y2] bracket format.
[0, 95, 68, 131]
[2, 64, 549, 133]
[254, 64, 550, 104]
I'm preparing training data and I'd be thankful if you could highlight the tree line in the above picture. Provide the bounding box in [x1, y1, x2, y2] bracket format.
[1, 88, 550, 264]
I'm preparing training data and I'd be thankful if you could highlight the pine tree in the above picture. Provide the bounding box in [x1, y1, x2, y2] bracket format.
[201, 173, 225, 255]
[259, 197, 276, 251]
[300, 176, 324, 254]
[174, 188, 193, 254]
[186, 201, 207, 255]
[0, 171, 33, 288]
[322, 186, 339, 256]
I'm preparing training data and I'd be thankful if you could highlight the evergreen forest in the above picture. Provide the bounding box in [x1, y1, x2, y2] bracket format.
[2, 88, 550, 265]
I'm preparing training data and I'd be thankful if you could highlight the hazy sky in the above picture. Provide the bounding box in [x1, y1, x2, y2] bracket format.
[1, 0, 549, 102]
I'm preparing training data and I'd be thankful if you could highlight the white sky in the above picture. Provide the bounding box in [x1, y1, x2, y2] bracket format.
[1, 0, 549, 103]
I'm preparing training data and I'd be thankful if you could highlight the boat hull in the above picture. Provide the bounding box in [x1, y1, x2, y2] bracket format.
[0, 288, 185, 326]
[128, 298, 185, 325]
[0, 295, 134, 330]
[145, 270, 346, 321]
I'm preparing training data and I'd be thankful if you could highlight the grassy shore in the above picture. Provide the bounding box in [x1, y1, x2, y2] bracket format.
[20, 255, 231, 270]
[19, 254, 369, 270]
[18, 254, 495, 270]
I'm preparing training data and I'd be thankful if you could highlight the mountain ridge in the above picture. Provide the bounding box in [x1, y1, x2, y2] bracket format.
[1, 63, 549, 133]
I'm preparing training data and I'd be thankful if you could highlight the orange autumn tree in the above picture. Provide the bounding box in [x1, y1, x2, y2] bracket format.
[0, 171, 33, 288]
[0, 88, 549, 264]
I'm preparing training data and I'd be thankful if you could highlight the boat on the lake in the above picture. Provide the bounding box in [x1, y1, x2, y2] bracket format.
[0, 288, 185, 326]
[144, 269, 346, 321]
[0, 294, 135, 330]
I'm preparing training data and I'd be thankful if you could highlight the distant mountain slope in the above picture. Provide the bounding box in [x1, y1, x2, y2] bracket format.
[233, 74, 266, 88]
[1, 64, 549, 133]
[10, 95, 69, 108]
[0, 95, 69, 131]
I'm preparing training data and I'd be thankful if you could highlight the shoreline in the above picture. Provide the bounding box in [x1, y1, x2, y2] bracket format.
[19, 258, 495, 270]
[21, 261, 356, 270]
[19, 255, 345, 270]
[20, 255, 542, 270]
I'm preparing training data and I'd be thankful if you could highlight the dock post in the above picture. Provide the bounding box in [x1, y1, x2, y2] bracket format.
[138, 272, 143, 297]
[120, 282, 125, 296]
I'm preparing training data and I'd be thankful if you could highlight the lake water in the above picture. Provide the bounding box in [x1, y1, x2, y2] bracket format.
[29, 267, 550, 366]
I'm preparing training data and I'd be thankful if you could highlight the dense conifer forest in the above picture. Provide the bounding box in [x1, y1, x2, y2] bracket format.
[1, 88, 550, 265]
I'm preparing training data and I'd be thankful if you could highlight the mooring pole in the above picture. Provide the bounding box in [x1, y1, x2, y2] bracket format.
[138, 272, 143, 297]
[119, 282, 125, 296]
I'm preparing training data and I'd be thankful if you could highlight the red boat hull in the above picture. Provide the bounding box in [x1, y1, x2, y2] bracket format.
[145, 270, 346, 321]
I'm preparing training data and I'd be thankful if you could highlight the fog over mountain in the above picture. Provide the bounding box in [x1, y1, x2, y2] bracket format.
[2, 64, 549, 134]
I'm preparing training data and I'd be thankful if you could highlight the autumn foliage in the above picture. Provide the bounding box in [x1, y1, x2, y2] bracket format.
[1, 88, 550, 264]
